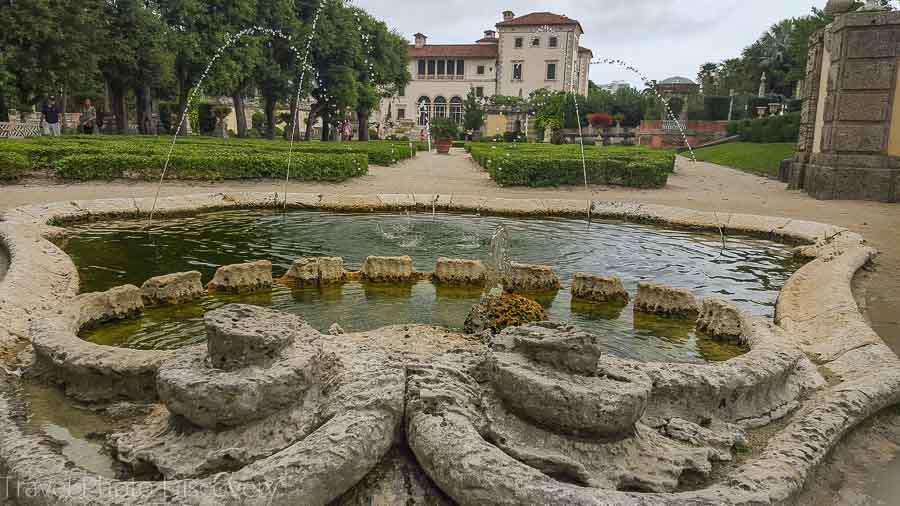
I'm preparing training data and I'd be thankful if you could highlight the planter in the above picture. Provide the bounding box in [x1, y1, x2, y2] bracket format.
[435, 138, 452, 154]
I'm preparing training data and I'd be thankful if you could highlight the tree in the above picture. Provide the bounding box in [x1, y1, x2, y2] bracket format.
[462, 88, 484, 132]
[697, 63, 718, 95]
[99, 0, 174, 133]
[2, 0, 106, 118]
[351, 8, 409, 141]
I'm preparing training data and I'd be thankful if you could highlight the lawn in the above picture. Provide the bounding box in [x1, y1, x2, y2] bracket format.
[691, 142, 795, 178]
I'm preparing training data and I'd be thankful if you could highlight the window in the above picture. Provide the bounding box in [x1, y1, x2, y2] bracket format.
[446, 60, 455, 76]
[546, 63, 557, 81]
[450, 97, 463, 124]
[475, 87, 484, 98]
[514, 37, 523, 48]
[398, 86, 406, 97]
[434, 96, 447, 118]
[418, 97, 431, 126]
[398, 108, 406, 120]
[531, 37, 540, 48]
[457, 60, 465, 76]
[512, 63, 523, 81]
[417, 60, 426, 76]
[549, 36, 558, 48]
[427, 60, 436, 75]
[477, 65, 485, 75]
[437, 60, 445, 75]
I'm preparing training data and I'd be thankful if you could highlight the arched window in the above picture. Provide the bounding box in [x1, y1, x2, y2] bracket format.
[434, 96, 447, 119]
[417, 97, 431, 126]
[449, 97, 463, 125]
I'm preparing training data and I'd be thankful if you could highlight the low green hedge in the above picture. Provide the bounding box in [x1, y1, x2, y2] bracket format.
[2, 136, 413, 171]
[466, 143, 674, 188]
[727, 113, 800, 143]
[54, 152, 368, 181]
[0, 152, 30, 181]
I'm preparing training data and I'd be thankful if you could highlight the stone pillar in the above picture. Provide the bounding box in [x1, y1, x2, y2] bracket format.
[794, 11, 900, 202]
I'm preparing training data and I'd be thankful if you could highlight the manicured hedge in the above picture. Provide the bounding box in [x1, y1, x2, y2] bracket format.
[726, 113, 800, 143]
[54, 152, 368, 181]
[0, 152, 29, 181]
[1, 136, 414, 171]
[466, 143, 674, 188]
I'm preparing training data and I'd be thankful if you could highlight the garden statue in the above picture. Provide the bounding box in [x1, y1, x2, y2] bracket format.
[758, 72, 767, 98]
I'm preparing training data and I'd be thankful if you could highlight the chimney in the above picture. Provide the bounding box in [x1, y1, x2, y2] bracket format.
[414, 33, 427, 48]
[502, 10, 515, 22]
[483, 30, 497, 39]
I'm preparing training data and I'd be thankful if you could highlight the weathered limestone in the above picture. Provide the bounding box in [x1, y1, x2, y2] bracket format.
[488, 323, 651, 438]
[157, 342, 319, 429]
[571, 273, 630, 304]
[361, 256, 415, 283]
[281, 256, 345, 286]
[205, 304, 310, 371]
[634, 281, 699, 317]
[206, 260, 272, 293]
[75, 284, 144, 328]
[433, 257, 487, 285]
[140, 271, 204, 306]
[505, 262, 561, 292]
[697, 298, 744, 341]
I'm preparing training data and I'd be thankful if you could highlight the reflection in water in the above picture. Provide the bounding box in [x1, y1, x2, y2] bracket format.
[61, 210, 801, 363]
[22, 382, 118, 478]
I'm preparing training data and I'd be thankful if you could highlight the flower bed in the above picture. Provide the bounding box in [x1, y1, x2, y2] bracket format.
[467, 143, 674, 188]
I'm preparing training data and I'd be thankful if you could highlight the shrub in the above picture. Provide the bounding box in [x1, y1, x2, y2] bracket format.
[587, 112, 613, 128]
[727, 113, 799, 143]
[54, 152, 368, 181]
[467, 143, 674, 188]
[430, 118, 459, 140]
[0, 152, 29, 181]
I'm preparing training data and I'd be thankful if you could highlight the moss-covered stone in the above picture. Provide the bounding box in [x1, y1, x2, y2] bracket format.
[463, 293, 548, 335]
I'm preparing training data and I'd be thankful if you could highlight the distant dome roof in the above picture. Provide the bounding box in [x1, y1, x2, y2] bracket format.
[659, 76, 696, 85]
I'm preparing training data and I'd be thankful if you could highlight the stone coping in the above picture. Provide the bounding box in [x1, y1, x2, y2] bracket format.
[0, 192, 895, 505]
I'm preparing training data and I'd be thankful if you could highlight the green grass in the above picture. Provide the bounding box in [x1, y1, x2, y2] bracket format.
[692, 142, 795, 177]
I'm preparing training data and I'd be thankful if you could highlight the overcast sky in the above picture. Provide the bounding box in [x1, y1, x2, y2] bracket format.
[353, 0, 823, 86]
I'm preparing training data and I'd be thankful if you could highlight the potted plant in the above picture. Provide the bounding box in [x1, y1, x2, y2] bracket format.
[430, 118, 459, 154]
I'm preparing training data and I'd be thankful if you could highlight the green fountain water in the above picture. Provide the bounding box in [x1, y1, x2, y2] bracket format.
[55, 210, 802, 363]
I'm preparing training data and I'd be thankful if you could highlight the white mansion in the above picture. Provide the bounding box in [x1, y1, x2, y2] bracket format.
[377, 11, 593, 134]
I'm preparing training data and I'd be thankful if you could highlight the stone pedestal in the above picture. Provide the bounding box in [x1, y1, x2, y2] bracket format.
[791, 11, 900, 202]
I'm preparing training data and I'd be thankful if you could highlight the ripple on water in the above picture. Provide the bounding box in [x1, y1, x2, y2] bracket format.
[58, 210, 802, 363]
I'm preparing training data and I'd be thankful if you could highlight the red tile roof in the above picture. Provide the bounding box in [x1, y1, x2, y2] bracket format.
[496, 12, 582, 32]
[409, 44, 498, 58]
[476, 37, 499, 43]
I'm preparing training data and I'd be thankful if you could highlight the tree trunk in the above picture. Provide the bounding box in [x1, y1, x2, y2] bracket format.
[304, 104, 322, 141]
[136, 86, 152, 134]
[321, 114, 330, 142]
[283, 94, 299, 140]
[357, 107, 369, 141]
[0, 92, 8, 122]
[176, 83, 190, 135]
[264, 91, 276, 140]
[232, 93, 248, 138]
[111, 85, 127, 134]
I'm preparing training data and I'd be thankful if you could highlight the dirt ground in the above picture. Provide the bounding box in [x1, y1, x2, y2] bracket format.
[1, 147, 898, 504]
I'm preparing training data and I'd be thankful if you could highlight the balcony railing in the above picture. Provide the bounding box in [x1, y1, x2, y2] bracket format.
[416, 74, 467, 81]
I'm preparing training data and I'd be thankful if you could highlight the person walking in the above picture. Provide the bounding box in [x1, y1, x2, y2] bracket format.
[80, 98, 97, 134]
[41, 96, 63, 136]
